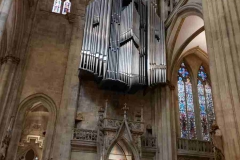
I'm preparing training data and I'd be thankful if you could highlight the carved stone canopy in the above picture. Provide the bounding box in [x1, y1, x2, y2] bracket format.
[95, 103, 145, 160]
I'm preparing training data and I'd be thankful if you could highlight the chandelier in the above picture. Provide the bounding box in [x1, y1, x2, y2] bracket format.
[79, 0, 166, 93]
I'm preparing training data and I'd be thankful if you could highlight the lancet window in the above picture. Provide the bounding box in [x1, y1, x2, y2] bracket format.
[197, 66, 215, 141]
[178, 63, 196, 139]
[177, 63, 215, 141]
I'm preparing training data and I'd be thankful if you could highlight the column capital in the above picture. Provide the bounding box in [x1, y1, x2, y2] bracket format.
[1, 55, 20, 65]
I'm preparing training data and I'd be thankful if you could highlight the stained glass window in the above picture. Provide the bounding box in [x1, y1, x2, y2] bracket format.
[52, 0, 62, 13]
[62, 0, 71, 15]
[52, 0, 71, 14]
[197, 66, 215, 141]
[178, 63, 196, 139]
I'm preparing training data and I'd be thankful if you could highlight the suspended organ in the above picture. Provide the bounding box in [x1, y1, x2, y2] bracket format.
[79, 0, 166, 93]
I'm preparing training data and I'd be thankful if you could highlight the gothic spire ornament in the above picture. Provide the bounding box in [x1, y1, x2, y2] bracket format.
[79, 0, 166, 93]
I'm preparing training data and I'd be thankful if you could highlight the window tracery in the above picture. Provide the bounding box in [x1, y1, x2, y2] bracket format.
[178, 63, 196, 139]
[197, 66, 215, 141]
[177, 63, 215, 141]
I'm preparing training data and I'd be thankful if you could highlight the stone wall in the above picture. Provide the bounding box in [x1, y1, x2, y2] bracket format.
[76, 80, 153, 133]
[71, 152, 97, 160]
[19, 11, 72, 107]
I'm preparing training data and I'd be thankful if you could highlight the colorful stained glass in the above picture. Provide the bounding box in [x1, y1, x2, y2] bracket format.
[197, 66, 215, 141]
[52, 0, 62, 13]
[62, 0, 71, 15]
[198, 66, 207, 81]
[178, 77, 187, 138]
[178, 63, 196, 139]
[178, 63, 189, 78]
[198, 80, 208, 140]
[186, 78, 196, 139]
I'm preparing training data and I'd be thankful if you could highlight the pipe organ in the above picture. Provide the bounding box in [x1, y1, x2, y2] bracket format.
[79, 0, 166, 93]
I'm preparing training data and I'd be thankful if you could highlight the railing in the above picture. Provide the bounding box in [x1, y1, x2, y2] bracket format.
[177, 138, 213, 153]
[72, 129, 97, 142]
[141, 136, 157, 148]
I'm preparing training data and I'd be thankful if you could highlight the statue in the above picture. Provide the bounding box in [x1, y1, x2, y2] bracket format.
[0, 117, 14, 160]
[0, 135, 10, 160]
[210, 121, 225, 160]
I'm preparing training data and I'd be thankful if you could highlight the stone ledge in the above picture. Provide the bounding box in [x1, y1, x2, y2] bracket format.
[178, 149, 214, 158]
[71, 140, 97, 152]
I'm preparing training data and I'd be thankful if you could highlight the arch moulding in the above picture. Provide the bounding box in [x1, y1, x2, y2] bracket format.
[6, 93, 57, 160]
[166, 3, 204, 67]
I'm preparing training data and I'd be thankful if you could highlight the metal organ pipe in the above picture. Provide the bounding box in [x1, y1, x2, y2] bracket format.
[80, 0, 167, 93]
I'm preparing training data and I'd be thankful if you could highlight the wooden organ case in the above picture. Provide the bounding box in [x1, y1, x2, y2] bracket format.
[79, 0, 166, 93]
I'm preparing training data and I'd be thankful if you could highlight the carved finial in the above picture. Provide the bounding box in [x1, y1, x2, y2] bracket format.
[122, 103, 129, 119]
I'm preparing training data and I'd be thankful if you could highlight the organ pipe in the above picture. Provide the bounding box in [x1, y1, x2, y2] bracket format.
[79, 0, 166, 93]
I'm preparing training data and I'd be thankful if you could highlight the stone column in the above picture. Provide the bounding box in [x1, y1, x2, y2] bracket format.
[202, 0, 240, 159]
[50, 11, 85, 160]
[0, 55, 19, 124]
[153, 85, 177, 160]
[0, 0, 14, 43]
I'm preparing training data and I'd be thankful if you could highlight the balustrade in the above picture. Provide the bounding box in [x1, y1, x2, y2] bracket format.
[72, 129, 97, 142]
[141, 136, 157, 148]
[177, 138, 213, 153]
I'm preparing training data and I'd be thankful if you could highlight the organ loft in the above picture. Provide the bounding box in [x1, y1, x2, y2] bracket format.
[0, 0, 239, 160]
[79, 0, 166, 93]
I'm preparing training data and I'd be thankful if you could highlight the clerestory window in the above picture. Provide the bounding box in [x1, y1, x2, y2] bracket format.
[52, 0, 71, 14]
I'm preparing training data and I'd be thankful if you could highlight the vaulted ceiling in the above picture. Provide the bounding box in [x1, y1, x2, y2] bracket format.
[173, 15, 207, 55]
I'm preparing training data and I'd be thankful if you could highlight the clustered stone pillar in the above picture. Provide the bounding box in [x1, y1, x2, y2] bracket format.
[0, 55, 19, 121]
[202, 0, 240, 159]
[51, 13, 84, 160]
[153, 85, 177, 160]
[0, 54, 19, 159]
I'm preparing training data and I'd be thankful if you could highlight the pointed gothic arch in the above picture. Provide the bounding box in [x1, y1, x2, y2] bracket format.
[170, 47, 209, 83]
[107, 139, 135, 160]
[104, 120, 141, 160]
[166, 6, 206, 81]
[172, 49, 215, 141]
[17, 146, 39, 160]
[166, 3, 203, 40]
[6, 93, 57, 160]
